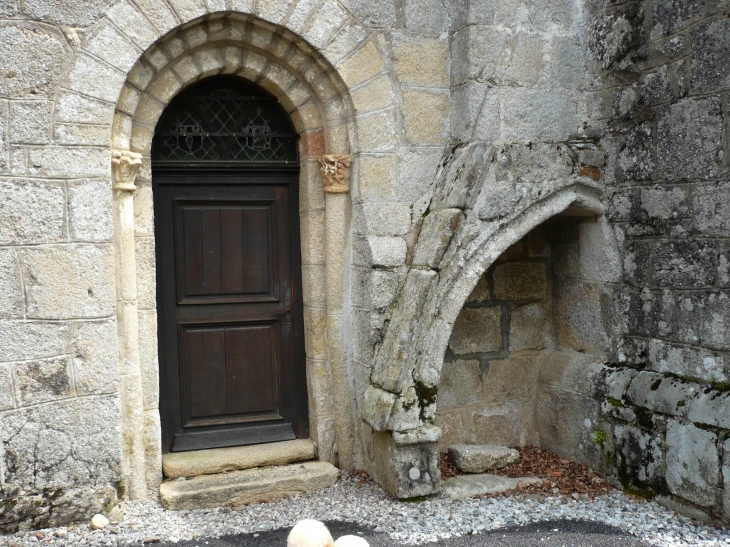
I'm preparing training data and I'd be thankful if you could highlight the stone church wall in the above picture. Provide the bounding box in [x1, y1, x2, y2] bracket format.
[0, 0, 728, 532]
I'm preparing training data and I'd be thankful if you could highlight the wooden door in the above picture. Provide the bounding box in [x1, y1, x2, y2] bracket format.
[154, 171, 308, 452]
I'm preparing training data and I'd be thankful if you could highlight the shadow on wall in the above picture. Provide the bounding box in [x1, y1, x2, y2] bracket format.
[436, 218, 617, 476]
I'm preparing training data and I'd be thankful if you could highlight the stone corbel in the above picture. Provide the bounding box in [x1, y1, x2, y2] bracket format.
[318, 154, 351, 193]
[112, 149, 143, 192]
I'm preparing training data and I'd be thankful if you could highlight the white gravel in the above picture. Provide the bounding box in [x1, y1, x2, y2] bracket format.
[2, 473, 729, 546]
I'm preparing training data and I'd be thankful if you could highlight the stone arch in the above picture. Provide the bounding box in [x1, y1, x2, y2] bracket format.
[54, 0, 395, 498]
[362, 140, 607, 497]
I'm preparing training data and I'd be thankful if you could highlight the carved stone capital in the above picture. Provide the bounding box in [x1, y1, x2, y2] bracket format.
[318, 154, 351, 194]
[112, 149, 143, 192]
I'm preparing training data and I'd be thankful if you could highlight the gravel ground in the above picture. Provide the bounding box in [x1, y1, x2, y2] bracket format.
[2, 473, 729, 547]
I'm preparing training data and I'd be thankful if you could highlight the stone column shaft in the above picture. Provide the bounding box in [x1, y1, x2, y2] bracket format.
[320, 155, 357, 470]
[112, 150, 147, 499]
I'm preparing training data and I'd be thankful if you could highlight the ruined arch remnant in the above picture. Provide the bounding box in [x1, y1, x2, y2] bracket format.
[362, 142, 607, 497]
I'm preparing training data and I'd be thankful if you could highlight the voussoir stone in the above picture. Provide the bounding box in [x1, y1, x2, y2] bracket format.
[161, 439, 316, 479]
[159, 461, 339, 511]
[448, 444, 519, 473]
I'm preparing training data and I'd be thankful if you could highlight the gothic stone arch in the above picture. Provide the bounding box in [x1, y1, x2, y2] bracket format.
[56, 2, 396, 497]
[361, 142, 607, 498]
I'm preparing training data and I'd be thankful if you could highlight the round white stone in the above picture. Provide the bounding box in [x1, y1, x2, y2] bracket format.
[408, 467, 421, 480]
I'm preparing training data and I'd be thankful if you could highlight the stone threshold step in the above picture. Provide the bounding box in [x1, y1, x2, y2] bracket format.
[162, 439, 316, 479]
[160, 461, 340, 510]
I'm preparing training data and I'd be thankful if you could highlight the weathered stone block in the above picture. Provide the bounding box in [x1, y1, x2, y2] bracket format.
[501, 88, 579, 142]
[402, 90, 449, 145]
[68, 180, 113, 243]
[0, 248, 22, 318]
[470, 401, 529, 447]
[625, 371, 697, 417]
[0, 395, 122, 531]
[654, 241, 716, 288]
[449, 306, 502, 355]
[693, 182, 730, 237]
[302, 1, 349, 48]
[404, 0, 448, 33]
[356, 109, 397, 152]
[0, 179, 64, 245]
[0, 320, 67, 362]
[432, 142, 492, 211]
[21, 245, 116, 319]
[388, 386, 421, 432]
[435, 411, 465, 451]
[337, 41, 385, 88]
[354, 203, 411, 237]
[677, 291, 730, 350]
[691, 18, 730, 92]
[138, 310, 159, 411]
[372, 431, 441, 498]
[9, 101, 51, 144]
[358, 154, 395, 198]
[13, 356, 73, 405]
[71, 320, 119, 396]
[413, 209, 463, 269]
[0, 364, 14, 410]
[448, 444, 519, 473]
[343, 0, 396, 27]
[577, 221, 622, 283]
[361, 385, 397, 432]
[371, 270, 403, 309]
[687, 389, 730, 430]
[613, 424, 664, 487]
[652, 0, 703, 35]
[22, 0, 111, 26]
[493, 262, 547, 301]
[657, 97, 723, 181]
[509, 303, 550, 351]
[350, 74, 393, 114]
[495, 143, 573, 184]
[632, 288, 674, 339]
[29, 147, 110, 179]
[438, 359, 482, 408]
[640, 186, 689, 221]
[394, 34, 448, 86]
[367, 236, 407, 267]
[666, 420, 719, 508]
[555, 280, 610, 355]
[647, 339, 726, 382]
[370, 269, 437, 393]
[484, 356, 538, 403]
[467, 274, 490, 303]
[638, 65, 672, 106]
[163, 439, 316, 479]
[604, 367, 639, 401]
[135, 237, 157, 311]
[0, 22, 68, 99]
[160, 461, 339, 510]
[618, 122, 654, 182]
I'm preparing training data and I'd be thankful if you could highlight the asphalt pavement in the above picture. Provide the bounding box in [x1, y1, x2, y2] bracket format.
[157, 519, 650, 547]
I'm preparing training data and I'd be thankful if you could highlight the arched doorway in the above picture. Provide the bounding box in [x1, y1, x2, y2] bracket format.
[152, 76, 308, 453]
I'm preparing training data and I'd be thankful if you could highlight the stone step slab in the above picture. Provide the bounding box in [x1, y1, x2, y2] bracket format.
[441, 474, 541, 500]
[160, 461, 340, 510]
[162, 439, 316, 479]
[448, 444, 519, 473]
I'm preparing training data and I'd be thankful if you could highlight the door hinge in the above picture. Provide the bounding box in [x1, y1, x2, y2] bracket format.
[285, 296, 292, 330]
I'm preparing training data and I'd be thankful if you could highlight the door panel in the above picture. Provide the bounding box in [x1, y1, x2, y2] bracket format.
[154, 173, 307, 453]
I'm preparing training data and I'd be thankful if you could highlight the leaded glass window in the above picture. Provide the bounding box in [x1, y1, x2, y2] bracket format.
[152, 77, 298, 164]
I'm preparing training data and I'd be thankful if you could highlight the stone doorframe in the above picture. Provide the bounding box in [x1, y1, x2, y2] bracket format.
[362, 142, 608, 498]
[55, 4, 397, 498]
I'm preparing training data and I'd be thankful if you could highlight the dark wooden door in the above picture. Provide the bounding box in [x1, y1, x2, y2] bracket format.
[154, 171, 308, 453]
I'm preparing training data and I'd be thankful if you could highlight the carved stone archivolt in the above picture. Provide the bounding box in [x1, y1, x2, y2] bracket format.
[318, 154, 351, 193]
[112, 149, 143, 192]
